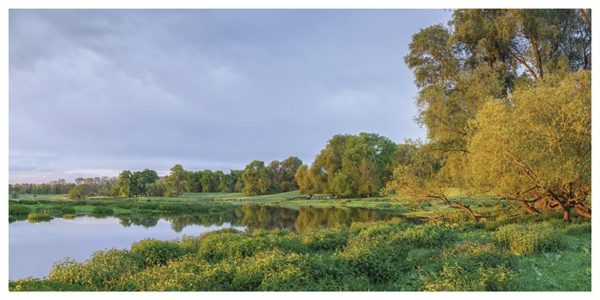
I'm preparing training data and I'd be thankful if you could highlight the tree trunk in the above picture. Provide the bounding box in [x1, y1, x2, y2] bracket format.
[563, 207, 571, 222]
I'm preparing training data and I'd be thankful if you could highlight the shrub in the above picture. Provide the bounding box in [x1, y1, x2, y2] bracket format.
[440, 242, 514, 269]
[231, 249, 369, 291]
[61, 206, 76, 215]
[120, 256, 236, 291]
[198, 229, 307, 263]
[420, 263, 516, 291]
[48, 249, 143, 290]
[27, 212, 53, 222]
[391, 223, 457, 248]
[63, 213, 77, 219]
[495, 222, 564, 255]
[9, 205, 31, 216]
[302, 229, 349, 251]
[335, 234, 409, 283]
[9, 279, 93, 291]
[131, 239, 185, 267]
[349, 218, 409, 236]
[178, 236, 203, 254]
[91, 206, 114, 216]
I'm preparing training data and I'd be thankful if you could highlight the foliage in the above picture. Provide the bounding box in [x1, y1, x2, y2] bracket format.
[9, 205, 31, 216]
[495, 222, 565, 255]
[91, 206, 114, 216]
[131, 239, 186, 267]
[48, 249, 144, 290]
[27, 212, 53, 222]
[467, 72, 591, 220]
[241, 160, 278, 196]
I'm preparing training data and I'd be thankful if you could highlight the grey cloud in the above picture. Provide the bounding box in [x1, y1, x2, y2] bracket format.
[9, 9, 450, 183]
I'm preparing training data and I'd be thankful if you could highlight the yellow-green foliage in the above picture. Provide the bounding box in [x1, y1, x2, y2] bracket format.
[48, 249, 143, 290]
[9, 279, 93, 291]
[420, 263, 516, 291]
[495, 222, 564, 255]
[301, 229, 350, 251]
[10, 217, 589, 291]
[131, 239, 185, 267]
[197, 229, 307, 263]
[27, 212, 53, 222]
[419, 242, 516, 291]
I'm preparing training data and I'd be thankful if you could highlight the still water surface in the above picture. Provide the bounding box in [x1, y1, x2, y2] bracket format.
[9, 216, 242, 280]
[9, 205, 403, 280]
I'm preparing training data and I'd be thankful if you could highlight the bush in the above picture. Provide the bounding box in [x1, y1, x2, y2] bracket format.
[9, 205, 31, 216]
[27, 212, 53, 222]
[120, 256, 236, 291]
[198, 229, 307, 263]
[131, 239, 185, 267]
[495, 222, 564, 255]
[60, 206, 76, 215]
[302, 229, 349, 251]
[231, 249, 369, 291]
[349, 218, 409, 236]
[9, 279, 93, 291]
[91, 206, 114, 216]
[392, 223, 457, 248]
[48, 249, 143, 290]
[420, 263, 516, 291]
[178, 236, 203, 254]
[63, 213, 77, 219]
[335, 234, 409, 283]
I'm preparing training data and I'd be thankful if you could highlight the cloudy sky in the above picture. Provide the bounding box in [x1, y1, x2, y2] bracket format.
[9, 9, 451, 183]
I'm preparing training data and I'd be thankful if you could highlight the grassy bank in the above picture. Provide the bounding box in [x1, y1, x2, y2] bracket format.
[9, 190, 504, 222]
[9, 215, 590, 291]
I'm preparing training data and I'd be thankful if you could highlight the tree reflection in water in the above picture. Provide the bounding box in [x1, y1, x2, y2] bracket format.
[111, 205, 404, 233]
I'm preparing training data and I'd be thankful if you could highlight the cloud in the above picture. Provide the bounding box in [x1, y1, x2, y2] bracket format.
[9, 9, 450, 183]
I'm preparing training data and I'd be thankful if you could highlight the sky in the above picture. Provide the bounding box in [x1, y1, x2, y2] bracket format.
[9, 9, 452, 183]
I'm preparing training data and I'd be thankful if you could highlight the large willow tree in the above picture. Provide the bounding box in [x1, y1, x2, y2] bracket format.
[390, 9, 591, 220]
[467, 72, 591, 221]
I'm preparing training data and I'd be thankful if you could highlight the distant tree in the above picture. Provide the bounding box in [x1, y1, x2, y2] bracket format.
[67, 184, 90, 199]
[295, 164, 327, 198]
[118, 170, 132, 197]
[166, 164, 187, 196]
[308, 133, 395, 197]
[199, 170, 216, 192]
[230, 170, 244, 192]
[278, 156, 303, 192]
[242, 160, 276, 196]
[215, 171, 234, 193]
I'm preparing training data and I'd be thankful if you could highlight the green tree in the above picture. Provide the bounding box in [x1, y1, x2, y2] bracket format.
[118, 170, 132, 197]
[166, 164, 187, 196]
[466, 71, 591, 221]
[199, 170, 216, 192]
[242, 160, 276, 196]
[67, 184, 90, 199]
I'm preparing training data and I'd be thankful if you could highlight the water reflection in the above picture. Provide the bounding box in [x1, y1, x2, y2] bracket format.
[235, 205, 403, 232]
[113, 205, 403, 233]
